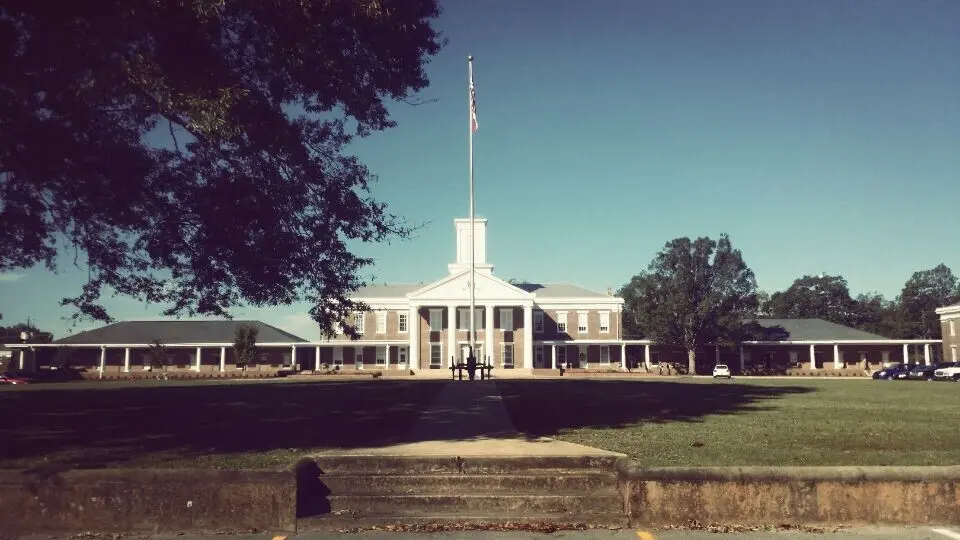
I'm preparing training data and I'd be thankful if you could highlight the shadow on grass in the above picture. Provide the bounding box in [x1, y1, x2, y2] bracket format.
[494, 379, 816, 439]
[0, 378, 816, 472]
[0, 379, 447, 471]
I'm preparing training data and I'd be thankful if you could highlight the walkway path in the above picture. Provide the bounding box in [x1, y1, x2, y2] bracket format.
[314, 380, 621, 457]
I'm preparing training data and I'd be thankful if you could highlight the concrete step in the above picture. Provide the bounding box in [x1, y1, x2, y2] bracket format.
[319, 472, 618, 494]
[298, 513, 629, 531]
[326, 493, 624, 516]
[311, 455, 622, 475]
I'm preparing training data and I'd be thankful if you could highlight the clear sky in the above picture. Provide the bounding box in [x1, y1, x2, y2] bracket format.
[2, 0, 958, 340]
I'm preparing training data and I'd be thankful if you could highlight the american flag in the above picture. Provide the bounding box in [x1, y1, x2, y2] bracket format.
[470, 74, 478, 133]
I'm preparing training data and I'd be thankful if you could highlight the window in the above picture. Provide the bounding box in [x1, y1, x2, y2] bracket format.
[376, 346, 386, 366]
[500, 308, 514, 331]
[881, 351, 890, 365]
[355, 349, 363, 369]
[430, 343, 442, 368]
[789, 351, 800, 367]
[650, 351, 660, 365]
[398, 347, 408, 365]
[375, 311, 386, 334]
[355, 312, 365, 334]
[398, 312, 408, 333]
[557, 312, 567, 333]
[599, 312, 610, 333]
[333, 348, 343, 368]
[557, 346, 567, 366]
[535, 346, 544, 368]
[858, 351, 868, 365]
[600, 345, 610, 364]
[429, 309, 442, 331]
[501, 343, 514, 368]
[951, 320, 956, 337]
[458, 308, 485, 330]
[577, 312, 588, 333]
[534, 310, 544, 333]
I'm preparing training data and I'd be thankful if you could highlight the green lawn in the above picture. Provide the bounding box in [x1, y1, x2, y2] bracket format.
[0, 378, 446, 470]
[496, 378, 960, 466]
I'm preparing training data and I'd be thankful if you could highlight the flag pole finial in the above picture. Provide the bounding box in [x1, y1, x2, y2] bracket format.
[468, 55, 473, 61]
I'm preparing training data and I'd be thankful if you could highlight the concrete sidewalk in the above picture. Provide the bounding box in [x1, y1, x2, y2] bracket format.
[313, 380, 621, 458]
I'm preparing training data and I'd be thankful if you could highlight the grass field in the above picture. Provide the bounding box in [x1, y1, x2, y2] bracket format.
[0, 378, 446, 470]
[496, 378, 960, 467]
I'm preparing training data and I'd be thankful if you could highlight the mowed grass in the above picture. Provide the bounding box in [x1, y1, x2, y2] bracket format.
[0, 378, 446, 470]
[497, 378, 960, 466]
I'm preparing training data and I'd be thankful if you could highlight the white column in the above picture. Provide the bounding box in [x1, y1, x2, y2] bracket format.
[621, 343, 627, 370]
[386, 344, 391, 370]
[924, 343, 931, 365]
[447, 304, 457, 366]
[552, 344, 557, 369]
[409, 304, 420, 371]
[291, 345, 297, 371]
[195, 346, 202, 371]
[18, 350, 26, 370]
[833, 344, 840, 369]
[314, 346, 320, 371]
[902, 343, 909, 364]
[644, 344, 652, 369]
[739, 345, 745, 372]
[485, 304, 495, 365]
[523, 304, 534, 369]
[123, 348, 131, 373]
[220, 347, 227, 372]
[809, 344, 816, 370]
[98, 347, 106, 378]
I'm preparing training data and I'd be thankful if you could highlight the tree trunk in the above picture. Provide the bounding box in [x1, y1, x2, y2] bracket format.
[687, 349, 697, 375]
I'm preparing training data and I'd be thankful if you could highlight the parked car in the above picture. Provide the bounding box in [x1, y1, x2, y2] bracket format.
[0, 374, 32, 385]
[873, 363, 914, 380]
[712, 364, 732, 378]
[933, 363, 960, 381]
[906, 363, 954, 381]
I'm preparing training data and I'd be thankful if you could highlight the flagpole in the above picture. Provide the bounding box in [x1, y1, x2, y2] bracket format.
[468, 55, 476, 366]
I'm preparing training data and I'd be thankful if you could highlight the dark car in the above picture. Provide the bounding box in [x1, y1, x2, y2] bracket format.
[873, 363, 915, 380]
[906, 362, 956, 381]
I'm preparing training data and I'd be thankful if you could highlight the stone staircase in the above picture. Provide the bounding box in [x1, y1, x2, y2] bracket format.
[297, 454, 627, 530]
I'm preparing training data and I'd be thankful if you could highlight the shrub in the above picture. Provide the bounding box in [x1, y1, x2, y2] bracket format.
[372, 371, 383, 378]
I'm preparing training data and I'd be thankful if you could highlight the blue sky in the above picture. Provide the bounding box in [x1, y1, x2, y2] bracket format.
[2, 0, 958, 340]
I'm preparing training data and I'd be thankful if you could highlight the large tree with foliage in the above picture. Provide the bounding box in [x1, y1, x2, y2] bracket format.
[619, 235, 758, 374]
[851, 292, 901, 338]
[766, 274, 860, 327]
[0, 0, 442, 333]
[899, 264, 960, 339]
[233, 323, 258, 371]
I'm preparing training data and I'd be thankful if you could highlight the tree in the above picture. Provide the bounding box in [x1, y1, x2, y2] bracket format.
[619, 234, 758, 374]
[899, 264, 960, 339]
[148, 339, 170, 372]
[233, 324, 258, 371]
[0, 322, 53, 343]
[753, 290, 772, 318]
[851, 292, 901, 338]
[766, 274, 860, 327]
[0, 0, 443, 333]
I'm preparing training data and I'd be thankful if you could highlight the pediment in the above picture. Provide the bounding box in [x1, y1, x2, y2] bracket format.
[408, 271, 534, 303]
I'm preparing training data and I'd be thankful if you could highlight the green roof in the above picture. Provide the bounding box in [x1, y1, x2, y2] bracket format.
[54, 320, 306, 345]
[747, 318, 890, 341]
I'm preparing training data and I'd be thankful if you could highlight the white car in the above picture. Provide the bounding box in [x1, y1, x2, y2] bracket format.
[712, 364, 732, 378]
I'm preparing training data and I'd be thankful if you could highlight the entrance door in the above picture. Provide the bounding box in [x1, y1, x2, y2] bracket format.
[460, 344, 483, 364]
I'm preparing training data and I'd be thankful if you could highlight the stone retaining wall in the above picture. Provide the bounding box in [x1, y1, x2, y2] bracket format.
[0, 468, 296, 536]
[617, 460, 960, 526]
